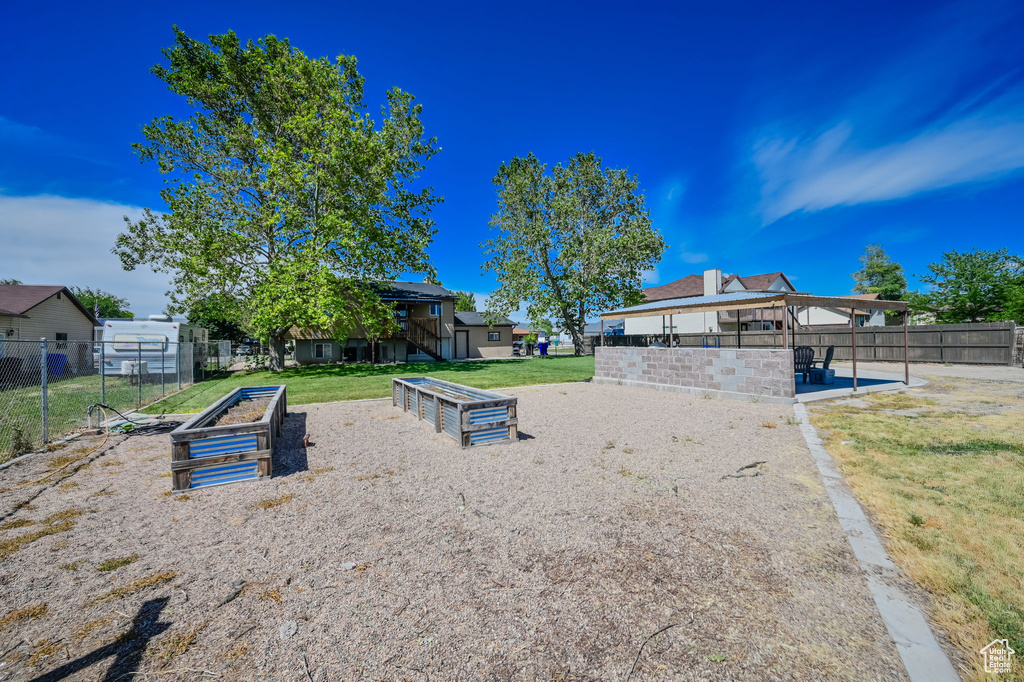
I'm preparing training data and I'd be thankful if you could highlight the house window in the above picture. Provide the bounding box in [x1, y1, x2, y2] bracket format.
[429, 303, 441, 316]
[488, 331, 500, 342]
[314, 342, 332, 359]
[55, 333, 68, 341]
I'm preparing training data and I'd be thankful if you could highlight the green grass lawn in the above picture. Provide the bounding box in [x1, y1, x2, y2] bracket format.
[141, 355, 596, 414]
[1, 373, 175, 460]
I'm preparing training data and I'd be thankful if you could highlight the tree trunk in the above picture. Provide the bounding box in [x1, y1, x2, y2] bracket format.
[572, 332, 585, 356]
[268, 331, 287, 371]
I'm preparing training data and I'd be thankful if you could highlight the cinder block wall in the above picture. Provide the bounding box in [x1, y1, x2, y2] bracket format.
[594, 346, 795, 399]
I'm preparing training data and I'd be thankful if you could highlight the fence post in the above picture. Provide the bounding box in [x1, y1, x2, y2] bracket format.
[177, 343, 182, 390]
[161, 345, 166, 396]
[137, 342, 142, 408]
[100, 341, 106, 405]
[40, 338, 49, 443]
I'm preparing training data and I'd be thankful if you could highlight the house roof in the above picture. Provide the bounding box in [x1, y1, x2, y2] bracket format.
[0, 285, 99, 325]
[723, 271, 795, 292]
[643, 274, 706, 301]
[454, 311, 515, 327]
[372, 281, 457, 301]
[643, 271, 796, 302]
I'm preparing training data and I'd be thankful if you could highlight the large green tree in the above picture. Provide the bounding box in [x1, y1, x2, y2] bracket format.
[115, 29, 441, 370]
[910, 248, 1024, 323]
[852, 244, 907, 323]
[482, 152, 664, 355]
[0, 279, 23, 285]
[454, 291, 476, 312]
[184, 295, 248, 343]
[70, 287, 133, 319]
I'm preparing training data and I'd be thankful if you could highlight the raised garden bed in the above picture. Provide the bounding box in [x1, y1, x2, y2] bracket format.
[169, 385, 287, 491]
[392, 377, 517, 447]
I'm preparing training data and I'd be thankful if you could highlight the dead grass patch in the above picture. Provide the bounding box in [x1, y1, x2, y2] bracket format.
[59, 560, 86, 571]
[810, 376, 1024, 679]
[157, 472, 172, 478]
[253, 493, 293, 510]
[151, 621, 207, 661]
[0, 603, 47, 628]
[223, 644, 248, 660]
[356, 471, 395, 481]
[0, 520, 76, 560]
[101, 459, 124, 467]
[59, 481, 79, 490]
[75, 615, 114, 641]
[27, 639, 64, 666]
[761, 421, 777, 429]
[97, 554, 140, 572]
[257, 589, 282, 602]
[1, 518, 34, 530]
[88, 571, 177, 605]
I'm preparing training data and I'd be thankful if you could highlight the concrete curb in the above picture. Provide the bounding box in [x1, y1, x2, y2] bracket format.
[792, 402, 961, 682]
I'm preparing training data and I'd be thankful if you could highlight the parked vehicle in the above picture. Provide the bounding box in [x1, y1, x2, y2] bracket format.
[96, 315, 209, 377]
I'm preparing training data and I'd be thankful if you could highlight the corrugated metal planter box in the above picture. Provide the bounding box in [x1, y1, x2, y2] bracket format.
[169, 385, 287, 491]
[392, 377, 518, 448]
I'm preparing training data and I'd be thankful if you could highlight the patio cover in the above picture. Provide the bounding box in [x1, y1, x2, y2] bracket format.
[600, 292, 910, 389]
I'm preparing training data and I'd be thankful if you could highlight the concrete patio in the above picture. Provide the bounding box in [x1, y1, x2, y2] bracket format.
[795, 366, 926, 402]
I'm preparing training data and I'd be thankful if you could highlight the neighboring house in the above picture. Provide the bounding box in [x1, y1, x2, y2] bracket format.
[623, 268, 886, 335]
[452, 312, 515, 359]
[794, 293, 886, 328]
[512, 326, 533, 342]
[286, 282, 515, 364]
[0, 285, 101, 375]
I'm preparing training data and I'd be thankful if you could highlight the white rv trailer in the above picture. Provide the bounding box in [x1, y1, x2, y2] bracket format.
[96, 315, 209, 376]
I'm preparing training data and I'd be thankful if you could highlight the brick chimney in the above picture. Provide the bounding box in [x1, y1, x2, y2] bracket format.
[703, 269, 722, 296]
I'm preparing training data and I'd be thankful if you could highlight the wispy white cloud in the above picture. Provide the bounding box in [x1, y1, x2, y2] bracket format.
[751, 1, 1024, 224]
[0, 194, 174, 315]
[679, 251, 708, 264]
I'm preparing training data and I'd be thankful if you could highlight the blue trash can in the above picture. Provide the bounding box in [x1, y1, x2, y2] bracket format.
[46, 353, 68, 377]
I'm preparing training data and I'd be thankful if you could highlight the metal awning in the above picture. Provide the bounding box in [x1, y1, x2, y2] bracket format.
[602, 292, 907, 319]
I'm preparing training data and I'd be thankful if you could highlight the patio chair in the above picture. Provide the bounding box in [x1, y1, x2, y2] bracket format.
[793, 346, 814, 383]
[811, 345, 834, 370]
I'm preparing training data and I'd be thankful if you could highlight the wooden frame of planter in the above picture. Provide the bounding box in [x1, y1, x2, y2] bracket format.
[392, 377, 518, 448]
[169, 385, 287, 491]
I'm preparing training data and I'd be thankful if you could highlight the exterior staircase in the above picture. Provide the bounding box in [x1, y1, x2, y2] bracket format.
[406, 317, 444, 361]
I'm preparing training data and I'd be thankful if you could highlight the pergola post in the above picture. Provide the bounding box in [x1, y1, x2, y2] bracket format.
[600, 318, 605, 346]
[904, 310, 910, 385]
[736, 311, 742, 349]
[782, 305, 789, 349]
[851, 310, 858, 391]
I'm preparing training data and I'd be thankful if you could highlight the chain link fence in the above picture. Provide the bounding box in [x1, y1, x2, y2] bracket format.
[0, 338, 231, 462]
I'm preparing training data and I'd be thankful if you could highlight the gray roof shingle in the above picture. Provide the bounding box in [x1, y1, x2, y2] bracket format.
[454, 311, 515, 327]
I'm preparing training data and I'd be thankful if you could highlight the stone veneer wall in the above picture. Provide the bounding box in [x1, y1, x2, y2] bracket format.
[594, 346, 796, 402]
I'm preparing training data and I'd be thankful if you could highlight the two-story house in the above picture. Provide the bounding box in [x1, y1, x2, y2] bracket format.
[286, 282, 515, 364]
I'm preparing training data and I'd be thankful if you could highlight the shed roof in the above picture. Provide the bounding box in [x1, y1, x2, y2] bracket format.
[454, 311, 515, 327]
[602, 291, 906, 319]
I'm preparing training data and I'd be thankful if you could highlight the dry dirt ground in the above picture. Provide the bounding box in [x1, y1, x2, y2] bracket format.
[0, 382, 905, 681]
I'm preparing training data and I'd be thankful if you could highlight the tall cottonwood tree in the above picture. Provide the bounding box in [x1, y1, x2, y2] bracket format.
[482, 152, 664, 355]
[115, 28, 441, 369]
[852, 244, 907, 323]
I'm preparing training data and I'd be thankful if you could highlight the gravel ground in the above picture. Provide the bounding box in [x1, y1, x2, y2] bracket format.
[0, 382, 905, 680]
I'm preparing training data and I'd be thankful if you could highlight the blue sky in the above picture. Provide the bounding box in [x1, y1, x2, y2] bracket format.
[1, 0, 1022, 317]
